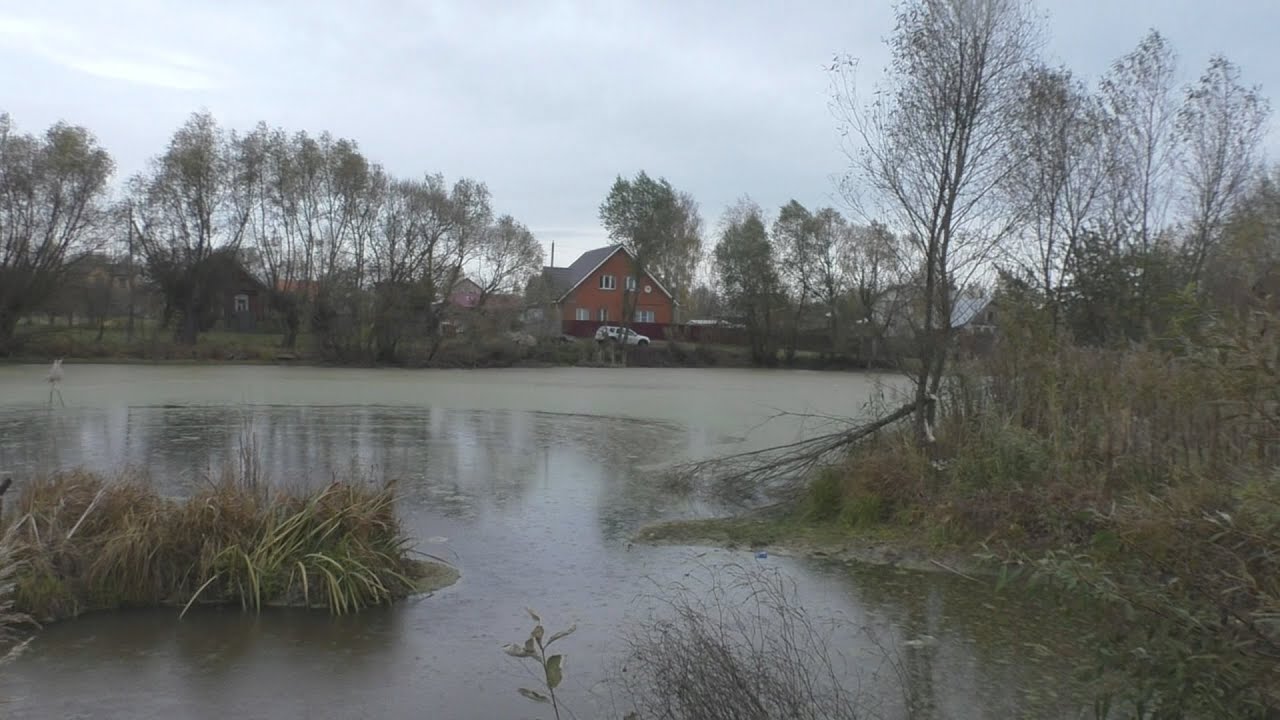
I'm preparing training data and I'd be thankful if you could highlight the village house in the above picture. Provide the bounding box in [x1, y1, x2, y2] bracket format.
[525, 245, 676, 337]
[219, 260, 268, 333]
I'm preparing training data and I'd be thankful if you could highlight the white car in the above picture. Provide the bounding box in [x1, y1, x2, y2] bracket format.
[594, 325, 651, 346]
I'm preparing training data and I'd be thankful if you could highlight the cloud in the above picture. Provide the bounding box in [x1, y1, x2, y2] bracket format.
[0, 14, 221, 90]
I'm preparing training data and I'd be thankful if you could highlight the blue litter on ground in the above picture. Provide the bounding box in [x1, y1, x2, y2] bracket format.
[755, 551, 768, 559]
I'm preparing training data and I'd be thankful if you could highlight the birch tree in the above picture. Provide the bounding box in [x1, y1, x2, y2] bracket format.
[1098, 30, 1180, 252]
[1006, 65, 1107, 329]
[1177, 56, 1271, 282]
[831, 0, 1039, 442]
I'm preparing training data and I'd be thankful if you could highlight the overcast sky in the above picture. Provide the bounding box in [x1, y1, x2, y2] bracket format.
[3, 0, 1278, 265]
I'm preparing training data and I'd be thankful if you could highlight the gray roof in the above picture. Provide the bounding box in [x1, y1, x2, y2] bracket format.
[951, 296, 992, 327]
[542, 245, 623, 299]
[541, 266, 576, 296]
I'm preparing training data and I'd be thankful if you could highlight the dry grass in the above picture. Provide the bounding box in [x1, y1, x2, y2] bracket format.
[619, 562, 872, 720]
[800, 304, 1280, 716]
[3, 469, 433, 624]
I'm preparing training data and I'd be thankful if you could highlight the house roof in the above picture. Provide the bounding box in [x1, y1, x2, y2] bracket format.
[951, 296, 992, 327]
[542, 245, 676, 303]
[540, 266, 578, 297]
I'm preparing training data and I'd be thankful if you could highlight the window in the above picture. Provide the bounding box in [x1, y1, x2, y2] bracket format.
[625, 276, 637, 291]
[234, 294, 250, 313]
[599, 274, 616, 290]
[634, 309, 655, 323]
[598, 307, 608, 321]
[575, 308, 589, 321]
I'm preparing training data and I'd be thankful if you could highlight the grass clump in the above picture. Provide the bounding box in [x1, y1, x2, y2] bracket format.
[4, 469, 444, 624]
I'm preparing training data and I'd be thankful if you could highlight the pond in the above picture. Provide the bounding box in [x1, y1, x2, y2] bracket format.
[0, 364, 1089, 719]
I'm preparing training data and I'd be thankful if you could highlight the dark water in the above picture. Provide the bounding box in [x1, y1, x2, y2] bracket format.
[0, 365, 1089, 719]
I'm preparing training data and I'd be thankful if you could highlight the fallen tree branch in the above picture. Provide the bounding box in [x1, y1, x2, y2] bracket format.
[668, 400, 920, 505]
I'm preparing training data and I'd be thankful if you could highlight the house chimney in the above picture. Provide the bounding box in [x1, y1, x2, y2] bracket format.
[550, 242, 555, 268]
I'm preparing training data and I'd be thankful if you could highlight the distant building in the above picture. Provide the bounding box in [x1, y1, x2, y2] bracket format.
[526, 245, 676, 336]
[219, 260, 268, 333]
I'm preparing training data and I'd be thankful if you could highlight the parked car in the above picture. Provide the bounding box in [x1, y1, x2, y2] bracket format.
[594, 325, 651, 346]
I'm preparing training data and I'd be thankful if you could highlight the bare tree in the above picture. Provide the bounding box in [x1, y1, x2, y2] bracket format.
[368, 174, 491, 362]
[1098, 30, 1180, 252]
[831, 0, 1039, 442]
[1006, 65, 1108, 329]
[312, 139, 385, 359]
[1177, 55, 1271, 282]
[0, 113, 113, 351]
[472, 214, 542, 305]
[845, 221, 902, 366]
[130, 111, 256, 345]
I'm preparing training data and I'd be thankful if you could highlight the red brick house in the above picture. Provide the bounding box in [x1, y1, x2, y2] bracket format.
[527, 245, 676, 336]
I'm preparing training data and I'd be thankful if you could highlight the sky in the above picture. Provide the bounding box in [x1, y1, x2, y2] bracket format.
[3, 0, 1279, 266]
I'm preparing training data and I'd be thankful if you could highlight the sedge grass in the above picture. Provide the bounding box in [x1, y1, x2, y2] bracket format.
[3, 469, 445, 624]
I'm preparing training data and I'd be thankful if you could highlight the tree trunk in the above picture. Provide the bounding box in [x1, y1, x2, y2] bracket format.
[0, 308, 18, 355]
[282, 301, 300, 350]
[177, 292, 200, 345]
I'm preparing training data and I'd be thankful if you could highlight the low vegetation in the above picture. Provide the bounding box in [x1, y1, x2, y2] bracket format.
[503, 565, 882, 720]
[0, 468, 452, 633]
[685, 300, 1278, 717]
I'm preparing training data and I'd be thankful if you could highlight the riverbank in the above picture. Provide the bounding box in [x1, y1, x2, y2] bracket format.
[2, 326, 884, 371]
[635, 515, 985, 577]
[641, 319, 1280, 717]
[0, 469, 457, 632]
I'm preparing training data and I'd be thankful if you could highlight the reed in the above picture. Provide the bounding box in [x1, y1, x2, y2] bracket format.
[3, 469, 436, 625]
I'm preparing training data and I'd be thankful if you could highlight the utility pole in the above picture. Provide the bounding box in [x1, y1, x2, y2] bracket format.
[126, 200, 136, 342]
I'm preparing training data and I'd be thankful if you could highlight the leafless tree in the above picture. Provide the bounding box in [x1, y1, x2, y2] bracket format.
[831, 0, 1039, 443]
[0, 113, 114, 351]
[368, 174, 491, 362]
[1005, 65, 1108, 329]
[1097, 30, 1180, 252]
[472, 214, 542, 305]
[129, 111, 256, 345]
[1177, 55, 1271, 282]
[845, 221, 903, 366]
